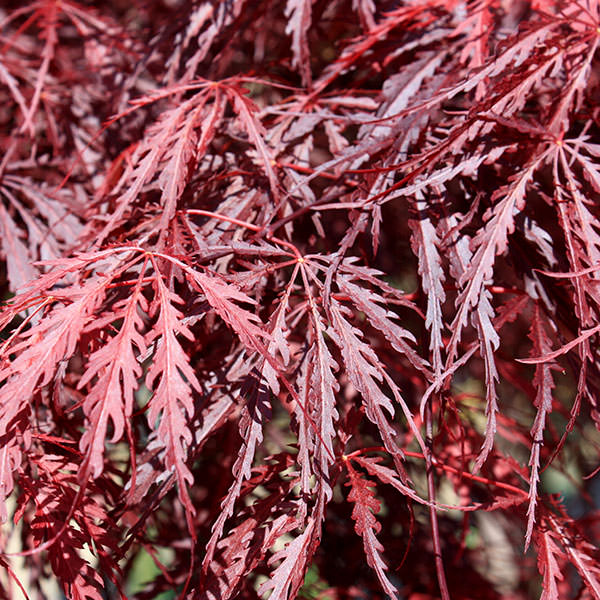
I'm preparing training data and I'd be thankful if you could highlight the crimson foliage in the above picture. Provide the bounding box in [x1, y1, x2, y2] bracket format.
[1, 1, 600, 598]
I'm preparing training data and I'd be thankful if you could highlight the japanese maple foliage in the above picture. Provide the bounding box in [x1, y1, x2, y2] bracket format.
[1, 0, 600, 598]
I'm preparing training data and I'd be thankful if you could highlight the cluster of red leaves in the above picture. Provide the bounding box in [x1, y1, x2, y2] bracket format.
[1, 0, 600, 598]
